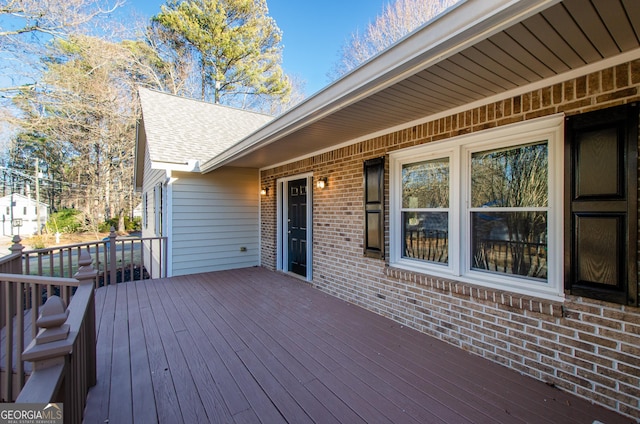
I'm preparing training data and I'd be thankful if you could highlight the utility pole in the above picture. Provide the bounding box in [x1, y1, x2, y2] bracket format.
[35, 160, 41, 235]
[9, 172, 14, 236]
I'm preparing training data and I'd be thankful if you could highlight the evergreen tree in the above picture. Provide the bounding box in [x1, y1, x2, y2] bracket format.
[152, 0, 291, 106]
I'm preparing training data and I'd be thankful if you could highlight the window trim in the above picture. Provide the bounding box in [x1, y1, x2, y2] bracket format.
[142, 192, 148, 229]
[390, 114, 565, 300]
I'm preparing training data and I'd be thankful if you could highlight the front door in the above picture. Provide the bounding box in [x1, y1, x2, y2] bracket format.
[288, 178, 307, 277]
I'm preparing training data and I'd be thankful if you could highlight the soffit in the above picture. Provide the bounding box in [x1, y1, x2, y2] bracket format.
[205, 0, 640, 171]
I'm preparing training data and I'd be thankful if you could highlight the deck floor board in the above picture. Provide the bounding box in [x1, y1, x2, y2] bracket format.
[82, 268, 633, 423]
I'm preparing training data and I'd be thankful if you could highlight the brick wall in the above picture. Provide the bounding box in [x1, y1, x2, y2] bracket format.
[261, 60, 640, 420]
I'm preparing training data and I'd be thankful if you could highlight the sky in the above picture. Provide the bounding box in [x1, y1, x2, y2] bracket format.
[123, 0, 388, 95]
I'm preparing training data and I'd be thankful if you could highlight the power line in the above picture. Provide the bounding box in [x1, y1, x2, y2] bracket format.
[0, 166, 90, 188]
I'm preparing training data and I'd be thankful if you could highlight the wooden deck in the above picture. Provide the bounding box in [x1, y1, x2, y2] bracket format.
[83, 268, 631, 423]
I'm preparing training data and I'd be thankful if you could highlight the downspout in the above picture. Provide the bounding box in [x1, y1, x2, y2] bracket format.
[165, 171, 174, 278]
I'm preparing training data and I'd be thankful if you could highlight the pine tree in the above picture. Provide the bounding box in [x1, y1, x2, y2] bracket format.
[152, 0, 291, 106]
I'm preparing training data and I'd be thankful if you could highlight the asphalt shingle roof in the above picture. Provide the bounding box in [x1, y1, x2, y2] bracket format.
[138, 87, 273, 167]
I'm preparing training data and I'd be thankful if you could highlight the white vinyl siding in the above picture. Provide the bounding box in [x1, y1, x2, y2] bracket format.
[170, 167, 259, 276]
[141, 145, 166, 241]
[140, 146, 167, 278]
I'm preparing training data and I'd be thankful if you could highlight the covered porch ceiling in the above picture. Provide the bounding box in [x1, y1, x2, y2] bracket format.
[201, 0, 640, 172]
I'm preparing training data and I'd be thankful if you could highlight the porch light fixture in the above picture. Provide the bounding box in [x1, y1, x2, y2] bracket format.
[260, 187, 269, 196]
[316, 177, 328, 189]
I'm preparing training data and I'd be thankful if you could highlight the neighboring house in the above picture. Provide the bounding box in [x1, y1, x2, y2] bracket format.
[0, 193, 48, 236]
[132, 202, 142, 219]
[136, 0, 640, 419]
[135, 87, 273, 277]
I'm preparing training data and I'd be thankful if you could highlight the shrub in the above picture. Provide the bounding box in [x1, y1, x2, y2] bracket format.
[29, 235, 47, 249]
[46, 209, 82, 233]
[98, 216, 142, 233]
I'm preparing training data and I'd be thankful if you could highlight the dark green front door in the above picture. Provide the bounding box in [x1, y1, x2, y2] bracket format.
[288, 178, 307, 277]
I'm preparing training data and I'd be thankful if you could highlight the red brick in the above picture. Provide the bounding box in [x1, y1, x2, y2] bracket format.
[616, 63, 630, 88]
[596, 87, 638, 103]
[576, 369, 616, 388]
[541, 86, 552, 107]
[556, 370, 592, 389]
[587, 71, 601, 95]
[552, 83, 563, 104]
[597, 366, 640, 386]
[558, 98, 593, 113]
[524, 358, 554, 375]
[602, 67, 614, 91]
[513, 96, 522, 114]
[564, 80, 575, 101]
[631, 59, 640, 84]
[577, 332, 618, 349]
[595, 385, 637, 405]
[574, 350, 614, 368]
[602, 308, 640, 324]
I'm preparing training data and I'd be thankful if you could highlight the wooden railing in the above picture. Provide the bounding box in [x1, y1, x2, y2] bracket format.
[0, 231, 166, 422]
[0, 237, 24, 330]
[22, 229, 168, 286]
[473, 238, 547, 279]
[1, 249, 96, 424]
[404, 229, 449, 264]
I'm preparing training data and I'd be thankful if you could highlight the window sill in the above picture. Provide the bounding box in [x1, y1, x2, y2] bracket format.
[385, 265, 565, 318]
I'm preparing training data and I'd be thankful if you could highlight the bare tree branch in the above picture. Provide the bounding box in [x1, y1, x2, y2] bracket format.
[330, 0, 462, 80]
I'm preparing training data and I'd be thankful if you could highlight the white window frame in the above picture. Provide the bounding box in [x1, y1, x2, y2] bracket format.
[142, 192, 148, 229]
[390, 114, 564, 300]
[154, 183, 163, 237]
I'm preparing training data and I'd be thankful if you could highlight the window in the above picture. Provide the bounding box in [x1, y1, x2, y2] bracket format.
[142, 192, 148, 229]
[154, 184, 163, 236]
[469, 142, 548, 280]
[390, 115, 564, 299]
[402, 156, 450, 265]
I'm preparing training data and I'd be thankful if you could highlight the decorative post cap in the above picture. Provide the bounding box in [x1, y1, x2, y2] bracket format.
[9, 235, 23, 253]
[35, 296, 70, 345]
[74, 248, 97, 286]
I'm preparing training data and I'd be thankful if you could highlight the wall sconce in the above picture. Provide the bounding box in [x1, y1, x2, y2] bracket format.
[260, 187, 269, 196]
[316, 177, 328, 189]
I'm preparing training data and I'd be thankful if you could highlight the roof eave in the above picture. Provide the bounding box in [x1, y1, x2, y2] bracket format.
[200, 0, 561, 173]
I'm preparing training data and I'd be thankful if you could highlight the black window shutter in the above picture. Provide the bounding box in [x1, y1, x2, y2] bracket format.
[565, 103, 638, 306]
[364, 157, 385, 259]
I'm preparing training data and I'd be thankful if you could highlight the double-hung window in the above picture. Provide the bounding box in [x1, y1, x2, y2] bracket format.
[390, 115, 564, 299]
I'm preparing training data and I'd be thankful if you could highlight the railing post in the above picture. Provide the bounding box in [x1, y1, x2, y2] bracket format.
[75, 249, 97, 289]
[73, 249, 97, 387]
[18, 295, 70, 407]
[109, 227, 117, 286]
[21, 294, 70, 369]
[9, 235, 24, 274]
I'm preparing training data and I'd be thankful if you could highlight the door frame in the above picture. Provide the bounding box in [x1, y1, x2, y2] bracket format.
[276, 173, 313, 281]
